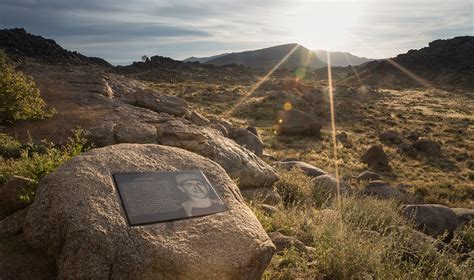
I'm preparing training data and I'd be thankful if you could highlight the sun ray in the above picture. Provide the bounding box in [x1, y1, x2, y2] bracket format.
[350, 35, 432, 87]
[224, 44, 300, 117]
[343, 52, 366, 88]
[326, 52, 342, 211]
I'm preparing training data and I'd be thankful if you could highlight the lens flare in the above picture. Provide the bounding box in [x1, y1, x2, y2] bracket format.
[326, 52, 342, 211]
[224, 44, 300, 117]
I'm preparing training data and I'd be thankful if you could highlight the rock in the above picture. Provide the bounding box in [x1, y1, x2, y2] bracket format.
[311, 175, 350, 205]
[209, 118, 236, 138]
[379, 130, 402, 144]
[241, 187, 282, 205]
[246, 126, 259, 137]
[407, 131, 420, 141]
[23, 144, 275, 279]
[0, 208, 29, 239]
[268, 232, 312, 254]
[273, 161, 327, 178]
[366, 180, 390, 187]
[402, 204, 459, 241]
[361, 146, 390, 170]
[336, 132, 352, 148]
[363, 183, 405, 200]
[451, 208, 474, 226]
[114, 122, 157, 144]
[132, 89, 188, 117]
[89, 105, 278, 188]
[394, 226, 456, 259]
[275, 109, 322, 137]
[232, 128, 264, 157]
[398, 143, 417, 158]
[356, 171, 381, 183]
[258, 204, 279, 215]
[336, 132, 348, 142]
[0, 233, 57, 280]
[413, 139, 441, 156]
[209, 123, 228, 137]
[0, 176, 36, 219]
[187, 110, 210, 126]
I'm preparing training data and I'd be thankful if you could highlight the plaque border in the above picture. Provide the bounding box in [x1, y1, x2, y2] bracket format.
[112, 170, 227, 226]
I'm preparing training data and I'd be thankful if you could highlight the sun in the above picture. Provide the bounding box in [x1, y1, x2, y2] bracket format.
[284, 1, 363, 50]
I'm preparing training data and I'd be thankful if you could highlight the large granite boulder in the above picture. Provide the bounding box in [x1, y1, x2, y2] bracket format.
[402, 204, 459, 241]
[23, 144, 275, 279]
[361, 146, 390, 170]
[87, 105, 277, 189]
[273, 161, 327, 178]
[275, 109, 322, 137]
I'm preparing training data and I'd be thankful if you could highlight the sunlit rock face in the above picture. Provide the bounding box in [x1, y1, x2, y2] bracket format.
[23, 144, 275, 279]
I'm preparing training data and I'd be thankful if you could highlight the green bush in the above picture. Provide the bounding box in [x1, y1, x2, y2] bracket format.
[0, 49, 54, 122]
[0, 129, 92, 185]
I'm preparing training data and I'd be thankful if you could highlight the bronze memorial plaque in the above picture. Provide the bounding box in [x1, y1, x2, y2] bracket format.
[113, 170, 227, 226]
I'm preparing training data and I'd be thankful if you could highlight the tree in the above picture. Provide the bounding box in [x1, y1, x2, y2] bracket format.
[0, 49, 54, 123]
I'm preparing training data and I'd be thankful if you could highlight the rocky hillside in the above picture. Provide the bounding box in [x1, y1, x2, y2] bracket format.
[350, 36, 474, 89]
[182, 53, 230, 63]
[114, 55, 256, 84]
[0, 28, 111, 67]
[314, 50, 374, 67]
[205, 43, 326, 69]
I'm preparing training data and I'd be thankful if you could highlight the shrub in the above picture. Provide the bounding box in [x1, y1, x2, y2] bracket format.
[0, 49, 54, 122]
[0, 129, 92, 185]
[273, 168, 313, 207]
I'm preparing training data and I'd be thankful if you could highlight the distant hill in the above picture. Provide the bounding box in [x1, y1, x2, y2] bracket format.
[314, 50, 374, 67]
[0, 28, 111, 67]
[205, 43, 326, 69]
[351, 36, 474, 89]
[183, 53, 229, 63]
[114, 55, 256, 84]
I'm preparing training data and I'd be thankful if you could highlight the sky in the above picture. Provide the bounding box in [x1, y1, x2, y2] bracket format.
[1, 0, 472, 65]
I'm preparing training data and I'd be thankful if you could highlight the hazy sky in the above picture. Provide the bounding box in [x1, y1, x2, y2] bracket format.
[1, 0, 472, 65]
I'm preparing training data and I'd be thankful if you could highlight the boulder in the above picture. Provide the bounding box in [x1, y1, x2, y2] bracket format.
[402, 204, 459, 241]
[363, 183, 405, 200]
[23, 144, 275, 279]
[413, 139, 441, 156]
[407, 131, 420, 141]
[361, 146, 390, 170]
[273, 161, 327, 178]
[187, 110, 210, 126]
[356, 171, 381, 183]
[451, 208, 474, 226]
[275, 110, 322, 137]
[0, 208, 28, 239]
[336, 132, 352, 148]
[132, 89, 188, 117]
[379, 130, 402, 144]
[0, 176, 36, 219]
[232, 128, 264, 157]
[246, 126, 259, 137]
[398, 143, 417, 158]
[311, 175, 350, 207]
[88, 105, 278, 188]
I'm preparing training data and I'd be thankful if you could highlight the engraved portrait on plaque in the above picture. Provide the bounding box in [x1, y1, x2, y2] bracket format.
[113, 170, 227, 226]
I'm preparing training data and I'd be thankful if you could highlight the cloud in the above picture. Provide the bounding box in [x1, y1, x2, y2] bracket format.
[0, 0, 472, 63]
